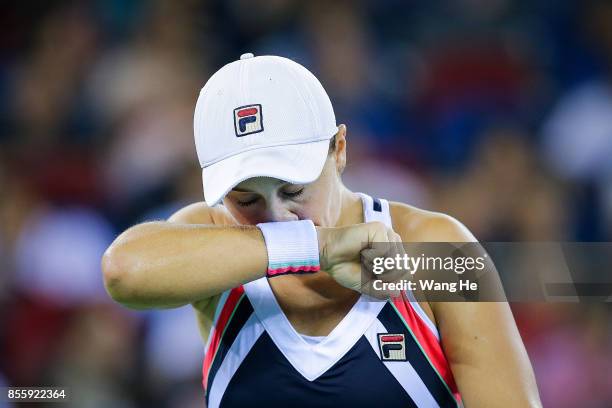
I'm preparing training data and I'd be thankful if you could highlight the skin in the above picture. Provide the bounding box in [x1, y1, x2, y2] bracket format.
[102, 124, 542, 407]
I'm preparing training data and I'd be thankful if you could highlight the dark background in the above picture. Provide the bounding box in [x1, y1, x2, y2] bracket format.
[0, 0, 611, 406]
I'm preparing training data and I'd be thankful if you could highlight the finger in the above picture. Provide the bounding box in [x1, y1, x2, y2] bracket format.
[367, 222, 390, 244]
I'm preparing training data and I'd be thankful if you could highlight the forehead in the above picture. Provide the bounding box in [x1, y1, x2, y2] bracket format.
[232, 177, 290, 192]
[231, 155, 333, 193]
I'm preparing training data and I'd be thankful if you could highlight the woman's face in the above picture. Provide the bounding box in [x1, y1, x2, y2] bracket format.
[222, 126, 347, 227]
[223, 157, 340, 227]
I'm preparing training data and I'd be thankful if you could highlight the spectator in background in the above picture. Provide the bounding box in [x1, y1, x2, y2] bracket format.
[542, 0, 612, 239]
[88, 2, 204, 222]
[11, 4, 100, 146]
[13, 206, 114, 305]
[45, 304, 139, 408]
[341, 135, 431, 207]
[434, 125, 568, 241]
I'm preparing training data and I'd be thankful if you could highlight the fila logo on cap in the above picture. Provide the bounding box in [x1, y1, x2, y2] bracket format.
[378, 333, 407, 361]
[234, 104, 264, 137]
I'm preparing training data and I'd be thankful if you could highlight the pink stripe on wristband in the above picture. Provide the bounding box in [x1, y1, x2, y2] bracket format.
[267, 264, 321, 277]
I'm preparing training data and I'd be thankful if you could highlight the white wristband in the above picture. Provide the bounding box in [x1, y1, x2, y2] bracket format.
[257, 220, 321, 278]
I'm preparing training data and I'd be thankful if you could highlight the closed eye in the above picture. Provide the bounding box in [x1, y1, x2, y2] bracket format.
[283, 188, 304, 198]
[236, 197, 259, 207]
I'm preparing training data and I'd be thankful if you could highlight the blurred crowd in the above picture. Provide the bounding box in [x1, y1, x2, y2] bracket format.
[0, 0, 611, 407]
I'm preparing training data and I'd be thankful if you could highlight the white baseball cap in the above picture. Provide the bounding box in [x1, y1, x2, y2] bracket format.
[194, 53, 338, 207]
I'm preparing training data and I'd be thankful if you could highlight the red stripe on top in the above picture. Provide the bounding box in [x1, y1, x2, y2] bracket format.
[380, 335, 404, 342]
[392, 292, 461, 401]
[202, 286, 245, 389]
[237, 107, 258, 117]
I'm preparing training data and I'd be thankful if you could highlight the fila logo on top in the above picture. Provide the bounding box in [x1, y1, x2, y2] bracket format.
[234, 104, 264, 137]
[378, 333, 407, 361]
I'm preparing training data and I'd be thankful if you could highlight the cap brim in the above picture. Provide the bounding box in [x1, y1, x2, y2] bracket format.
[202, 139, 330, 207]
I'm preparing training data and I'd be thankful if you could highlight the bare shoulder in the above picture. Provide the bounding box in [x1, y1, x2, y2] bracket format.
[389, 201, 477, 243]
[167, 202, 239, 226]
[387, 201, 479, 329]
[389, 201, 541, 406]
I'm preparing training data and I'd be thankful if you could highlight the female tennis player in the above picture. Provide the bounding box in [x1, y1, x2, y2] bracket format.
[102, 54, 541, 408]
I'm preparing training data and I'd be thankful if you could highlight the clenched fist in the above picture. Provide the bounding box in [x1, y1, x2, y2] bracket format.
[317, 222, 409, 299]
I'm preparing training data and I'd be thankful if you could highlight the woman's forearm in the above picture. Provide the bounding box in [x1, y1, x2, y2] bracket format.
[101, 221, 268, 308]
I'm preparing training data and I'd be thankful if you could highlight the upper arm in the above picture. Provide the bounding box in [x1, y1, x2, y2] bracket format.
[167, 202, 239, 225]
[391, 204, 542, 407]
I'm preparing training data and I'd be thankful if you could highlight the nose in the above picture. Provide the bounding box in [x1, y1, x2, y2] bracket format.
[267, 200, 299, 222]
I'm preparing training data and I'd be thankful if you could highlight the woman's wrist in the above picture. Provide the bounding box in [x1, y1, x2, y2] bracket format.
[257, 220, 321, 278]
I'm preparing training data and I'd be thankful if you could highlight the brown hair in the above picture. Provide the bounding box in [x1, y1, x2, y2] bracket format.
[327, 135, 337, 155]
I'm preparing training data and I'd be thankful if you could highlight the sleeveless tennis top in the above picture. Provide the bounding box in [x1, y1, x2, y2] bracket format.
[202, 193, 463, 407]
